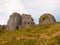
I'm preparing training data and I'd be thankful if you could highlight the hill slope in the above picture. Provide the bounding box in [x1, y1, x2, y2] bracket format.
[0, 22, 60, 45]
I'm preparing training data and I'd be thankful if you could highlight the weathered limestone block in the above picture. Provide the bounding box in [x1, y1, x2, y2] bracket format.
[21, 14, 35, 27]
[7, 12, 22, 30]
[39, 13, 56, 25]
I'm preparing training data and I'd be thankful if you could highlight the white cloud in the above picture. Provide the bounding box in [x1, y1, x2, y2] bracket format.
[21, 0, 60, 24]
[3, 0, 27, 14]
[0, 0, 60, 24]
[23, 0, 57, 13]
[0, 0, 27, 24]
[0, 7, 4, 12]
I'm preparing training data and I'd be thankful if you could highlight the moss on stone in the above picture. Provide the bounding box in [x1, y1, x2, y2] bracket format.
[41, 15, 47, 20]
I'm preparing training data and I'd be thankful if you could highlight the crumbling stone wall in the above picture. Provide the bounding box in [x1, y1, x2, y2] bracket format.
[21, 14, 35, 28]
[7, 13, 35, 30]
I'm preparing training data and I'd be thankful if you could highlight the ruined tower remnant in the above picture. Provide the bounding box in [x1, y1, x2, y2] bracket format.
[7, 13, 35, 30]
[7, 12, 22, 30]
[21, 14, 35, 28]
[39, 13, 56, 25]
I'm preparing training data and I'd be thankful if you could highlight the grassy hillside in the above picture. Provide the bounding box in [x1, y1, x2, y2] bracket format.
[0, 22, 60, 45]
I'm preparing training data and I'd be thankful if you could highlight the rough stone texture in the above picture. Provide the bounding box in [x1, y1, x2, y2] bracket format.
[39, 13, 56, 25]
[7, 12, 22, 30]
[7, 13, 35, 30]
[20, 14, 35, 28]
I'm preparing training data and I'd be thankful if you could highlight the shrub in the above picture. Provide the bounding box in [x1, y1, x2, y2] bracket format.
[0, 25, 6, 33]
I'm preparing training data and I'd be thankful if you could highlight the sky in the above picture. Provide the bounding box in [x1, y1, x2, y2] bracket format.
[0, 0, 60, 25]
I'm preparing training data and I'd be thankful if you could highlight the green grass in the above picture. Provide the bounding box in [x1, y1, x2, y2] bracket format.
[0, 22, 60, 45]
[4, 39, 36, 45]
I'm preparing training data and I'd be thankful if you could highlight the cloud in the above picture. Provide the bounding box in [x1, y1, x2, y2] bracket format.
[3, 0, 27, 14]
[0, 0, 60, 24]
[0, 0, 27, 25]
[21, 0, 60, 24]
[22, 0, 57, 13]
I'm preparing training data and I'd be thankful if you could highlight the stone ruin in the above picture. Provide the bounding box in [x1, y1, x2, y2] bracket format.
[7, 12, 56, 30]
[21, 14, 35, 28]
[7, 12, 22, 30]
[7, 12, 35, 30]
[39, 13, 56, 25]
